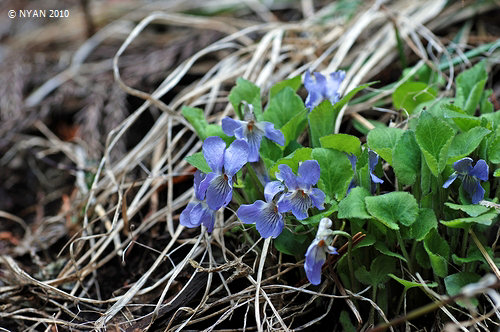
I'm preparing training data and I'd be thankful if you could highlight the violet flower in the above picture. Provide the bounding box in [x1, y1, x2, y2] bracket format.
[222, 107, 285, 162]
[443, 157, 488, 204]
[276, 160, 325, 220]
[237, 181, 285, 238]
[199, 136, 249, 210]
[180, 170, 217, 232]
[304, 218, 338, 285]
[368, 149, 384, 187]
[346, 150, 383, 194]
[304, 70, 346, 111]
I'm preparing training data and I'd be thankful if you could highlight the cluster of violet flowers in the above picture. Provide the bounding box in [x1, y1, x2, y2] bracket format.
[180, 69, 347, 285]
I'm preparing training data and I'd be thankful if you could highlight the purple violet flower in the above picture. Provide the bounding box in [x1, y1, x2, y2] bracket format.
[199, 136, 249, 210]
[276, 160, 325, 220]
[443, 157, 488, 204]
[180, 170, 217, 232]
[304, 218, 338, 285]
[304, 70, 346, 111]
[237, 181, 285, 238]
[346, 150, 383, 194]
[368, 149, 384, 187]
[222, 107, 285, 162]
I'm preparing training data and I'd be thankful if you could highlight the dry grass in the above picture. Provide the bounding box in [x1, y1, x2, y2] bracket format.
[0, 0, 499, 330]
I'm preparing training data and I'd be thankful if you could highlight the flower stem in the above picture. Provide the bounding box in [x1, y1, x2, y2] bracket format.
[232, 189, 246, 205]
[246, 163, 264, 196]
[396, 230, 413, 274]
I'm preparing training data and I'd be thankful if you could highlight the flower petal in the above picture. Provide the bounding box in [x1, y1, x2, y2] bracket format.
[453, 157, 473, 174]
[305, 91, 323, 110]
[276, 164, 298, 189]
[198, 172, 217, 199]
[245, 129, 263, 162]
[206, 175, 232, 210]
[264, 181, 284, 202]
[324, 71, 345, 104]
[470, 159, 489, 181]
[203, 136, 226, 173]
[222, 117, 245, 139]
[179, 202, 197, 228]
[368, 150, 380, 172]
[277, 194, 293, 214]
[237, 200, 267, 225]
[346, 153, 357, 171]
[462, 175, 485, 204]
[201, 208, 216, 233]
[303, 70, 318, 91]
[288, 191, 312, 220]
[238, 200, 284, 238]
[255, 204, 284, 238]
[298, 160, 321, 186]
[442, 173, 458, 188]
[194, 170, 207, 200]
[470, 182, 485, 204]
[304, 241, 326, 285]
[224, 139, 249, 177]
[309, 188, 326, 210]
[370, 171, 384, 184]
[262, 122, 285, 146]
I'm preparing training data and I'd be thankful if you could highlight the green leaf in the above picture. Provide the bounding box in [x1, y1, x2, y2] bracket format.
[338, 187, 372, 219]
[448, 127, 491, 163]
[444, 202, 490, 217]
[274, 226, 309, 256]
[415, 111, 455, 177]
[388, 274, 438, 289]
[442, 104, 482, 132]
[355, 255, 396, 287]
[480, 89, 494, 114]
[420, 158, 432, 196]
[262, 87, 305, 128]
[393, 82, 437, 114]
[392, 130, 421, 185]
[374, 241, 407, 262]
[185, 152, 212, 174]
[182, 106, 208, 138]
[280, 109, 308, 149]
[320, 134, 362, 156]
[415, 242, 431, 269]
[259, 138, 283, 162]
[367, 127, 404, 165]
[455, 61, 488, 115]
[269, 148, 312, 177]
[444, 272, 481, 308]
[488, 135, 500, 163]
[365, 192, 419, 230]
[270, 76, 302, 99]
[333, 82, 376, 112]
[494, 168, 500, 177]
[312, 148, 354, 200]
[403, 208, 438, 241]
[182, 106, 230, 142]
[440, 212, 498, 229]
[453, 245, 494, 266]
[228, 78, 262, 119]
[423, 229, 450, 278]
[308, 101, 338, 147]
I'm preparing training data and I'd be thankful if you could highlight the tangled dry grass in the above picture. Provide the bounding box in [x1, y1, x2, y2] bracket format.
[1, 0, 499, 330]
